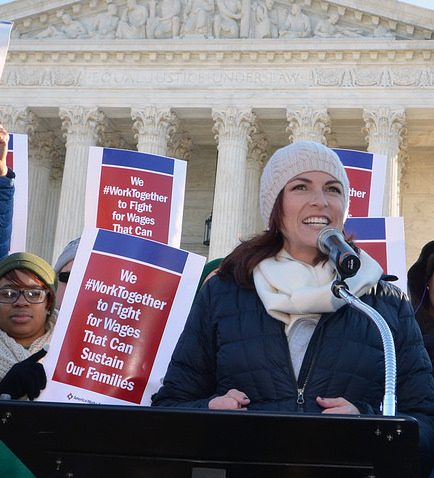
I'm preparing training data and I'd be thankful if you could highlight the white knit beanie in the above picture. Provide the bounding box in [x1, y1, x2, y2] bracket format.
[260, 141, 350, 227]
[53, 237, 80, 274]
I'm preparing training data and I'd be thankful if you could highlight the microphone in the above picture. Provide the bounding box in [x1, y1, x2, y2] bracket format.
[317, 226, 361, 278]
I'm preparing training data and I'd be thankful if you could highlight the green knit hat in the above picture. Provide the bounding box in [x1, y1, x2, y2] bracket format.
[0, 253, 57, 312]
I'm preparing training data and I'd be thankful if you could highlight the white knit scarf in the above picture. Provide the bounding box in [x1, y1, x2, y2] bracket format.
[253, 248, 383, 332]
[0, 310, 58, 380]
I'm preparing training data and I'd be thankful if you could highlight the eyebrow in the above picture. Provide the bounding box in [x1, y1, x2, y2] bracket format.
[0, 282, 15, 288]
[0, 281, 40, 288]
[287, 176, 343, 187]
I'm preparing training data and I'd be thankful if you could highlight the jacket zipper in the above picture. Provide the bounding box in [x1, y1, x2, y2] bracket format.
[296, 358, 315, 411]
[286, 321, 324, 412]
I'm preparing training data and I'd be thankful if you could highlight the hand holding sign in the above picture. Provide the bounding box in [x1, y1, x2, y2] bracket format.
[0, 346, 48, 400]
[0, 124, 10, 177]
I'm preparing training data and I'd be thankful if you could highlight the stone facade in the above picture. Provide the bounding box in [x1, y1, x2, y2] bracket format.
[0, 0, 433, 269]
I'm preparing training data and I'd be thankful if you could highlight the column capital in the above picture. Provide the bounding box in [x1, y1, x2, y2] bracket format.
[167, 133, 195, 161]
[247, 132, 268, 169]
[362, 106, 406, 156]
[29, 131, 66, 184]
[212, 107, 257, 147]
[29, 131, 65, 163]
[0, 105, 39, 137]
[286, 107, 330, 144]
[100, 131, 133, 151]
[131, 106, 178, 155]
[59, 106, 106, 145]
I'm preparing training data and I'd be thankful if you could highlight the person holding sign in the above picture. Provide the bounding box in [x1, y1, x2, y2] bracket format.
[0, 123, 15, 261]
[152, 141, 434, 477]
[0, 253, 57, 400]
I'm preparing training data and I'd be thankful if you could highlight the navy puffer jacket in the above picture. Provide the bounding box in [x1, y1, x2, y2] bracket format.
[152, 274, 434, 475]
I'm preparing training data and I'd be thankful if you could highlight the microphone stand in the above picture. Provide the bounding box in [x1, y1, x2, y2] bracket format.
[332, 280, 396, 416]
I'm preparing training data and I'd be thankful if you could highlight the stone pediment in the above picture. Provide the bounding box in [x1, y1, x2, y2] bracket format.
[1, 0, 434, 42]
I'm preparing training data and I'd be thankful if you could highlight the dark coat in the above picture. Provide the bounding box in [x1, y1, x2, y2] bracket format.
[408, 241, 434, 374]
[152, 274, 434, 476]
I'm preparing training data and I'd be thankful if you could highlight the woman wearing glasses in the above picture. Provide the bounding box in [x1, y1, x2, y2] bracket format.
[0, 252, 57, 400]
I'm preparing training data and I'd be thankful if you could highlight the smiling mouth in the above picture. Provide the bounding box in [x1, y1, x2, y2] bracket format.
[302, 217, 330, 226]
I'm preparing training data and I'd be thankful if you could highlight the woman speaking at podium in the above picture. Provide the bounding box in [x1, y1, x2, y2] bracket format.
[152, 141, 434, 477]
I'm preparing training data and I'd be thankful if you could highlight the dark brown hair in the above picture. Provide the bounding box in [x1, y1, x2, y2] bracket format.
[218, 189, 329, 288]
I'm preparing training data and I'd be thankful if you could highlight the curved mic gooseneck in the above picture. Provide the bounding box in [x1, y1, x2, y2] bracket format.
[332, 282, 396, 416]
[317, 227, 396, 416]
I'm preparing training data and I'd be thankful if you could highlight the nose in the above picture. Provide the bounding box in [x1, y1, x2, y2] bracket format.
[310, 188, 328, 207]
[14, 292, 28, 306]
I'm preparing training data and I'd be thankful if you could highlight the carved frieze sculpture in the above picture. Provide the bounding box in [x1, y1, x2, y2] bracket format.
[17, 0, 402, 41]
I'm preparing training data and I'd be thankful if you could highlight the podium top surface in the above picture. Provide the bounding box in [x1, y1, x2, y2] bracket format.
[0, 401, 420, 478]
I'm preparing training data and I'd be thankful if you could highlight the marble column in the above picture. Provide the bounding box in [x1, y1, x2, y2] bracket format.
[43, 168, 63, 264]
[210, 107, 256, 260]
[131, 106, 178, 156]
[38, 134, 65, 263]
[28, 132, 65, 260]
[363, 107, 406, 217]
[243, 132, 268, 239]
[26, 132, 56, 258]
[286, 107, 331, 144]
[52, 106, 105, 263]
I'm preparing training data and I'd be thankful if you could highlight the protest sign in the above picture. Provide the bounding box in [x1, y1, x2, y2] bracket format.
[8, 134, 28, 252]
[0, 21, 12, 79]
[344, 216, 406, 292]
[85, 147, 186, 247]
[0, 22, 25, 252]
[334, 149, 386, 218]
[40, 227, 205, 406]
